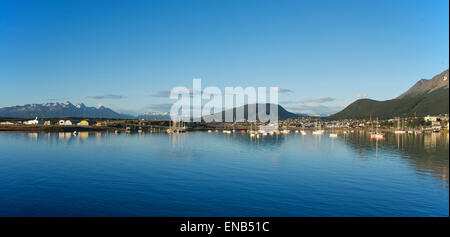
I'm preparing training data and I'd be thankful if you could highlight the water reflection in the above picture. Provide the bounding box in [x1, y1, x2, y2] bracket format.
[2, 131, 449, 187]
[0, 131, 448, 216]
[339, 132, 449, 187]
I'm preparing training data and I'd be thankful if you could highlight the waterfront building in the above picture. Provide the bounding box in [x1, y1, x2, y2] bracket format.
[58, 120, 78, 126]
[424, 115, 441, 122]
[77, 120, 89, 126]
[64, 120, 74, 126]
[23, 117, 42, 125]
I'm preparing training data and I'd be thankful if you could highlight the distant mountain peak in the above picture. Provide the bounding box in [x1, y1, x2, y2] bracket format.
[329, 69, 449, 119]
[75, 103, 87, 109]
[397, 69, 449, 99]
[0, 102, 132, 119]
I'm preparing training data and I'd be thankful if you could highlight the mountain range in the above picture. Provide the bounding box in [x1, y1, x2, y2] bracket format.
[329, 69, 449, 119]
[0, 102, 132, 119]
[136, 112, 171, 120]
[2, 69, 447, 120]
[0, 102, 302, 121]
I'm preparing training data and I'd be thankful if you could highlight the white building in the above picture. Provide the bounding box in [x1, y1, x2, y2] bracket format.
[0, 121, 16, 125]
[424, 115, 441, 122]
[64, 120, 74, 126]
[23, 117, 42, 125]
[58, 120, 75, 126]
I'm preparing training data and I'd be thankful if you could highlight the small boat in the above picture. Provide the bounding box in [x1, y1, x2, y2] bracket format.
[295, 130, 299, 133]
[300, 130, 307, 135]
[370, 133, 385, 139]
[223, 130, 232, 134]
[395, 118, 406, 134]
[329, 133, 338, 138]
[208, 130, 212, 133]
[312, 122, 324, 135]
[73, 131, 78, 136]
[407, 130, 413, 135]
[312, 130, 324, 135]
[281, 130, 290, 134]
[370, 118, 385, 139]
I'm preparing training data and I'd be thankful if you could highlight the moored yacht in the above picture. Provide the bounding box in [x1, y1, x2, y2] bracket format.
[312, 122, 324, 135]
[394, 118, 406, 134]
[370, 118, 385, 139]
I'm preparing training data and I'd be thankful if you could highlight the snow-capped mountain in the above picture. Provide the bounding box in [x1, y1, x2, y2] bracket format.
[136, 112, 171, 120]
[0, 102, 132, 119]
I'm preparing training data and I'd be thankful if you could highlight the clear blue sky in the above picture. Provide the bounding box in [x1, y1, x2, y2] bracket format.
[1, 0, 448, 116]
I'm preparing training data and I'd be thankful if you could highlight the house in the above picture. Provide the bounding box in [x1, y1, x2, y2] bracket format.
[58, 120, 76, 126]
[77, 120, 89, 126]
[0, 121, 16, 125]
[424, 115, 441, 122]
[95, 121, 106, 126]
[64, 120, 74, 126]
[23, 117, 42, 125]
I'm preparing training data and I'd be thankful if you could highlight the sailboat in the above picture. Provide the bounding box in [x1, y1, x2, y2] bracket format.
[370, 118, 385, 139]
[167, 120, 187, 134]
[329, 126, 338, 138]
[394, 118, 406, 134]
[312, 121, 324, 135]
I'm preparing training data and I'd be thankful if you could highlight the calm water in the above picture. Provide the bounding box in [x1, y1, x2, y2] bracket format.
[0, 131, 448, 217]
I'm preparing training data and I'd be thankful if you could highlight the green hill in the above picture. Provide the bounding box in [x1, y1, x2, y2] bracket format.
[329, 69, 449, 119]
[202, 103, 301, 122]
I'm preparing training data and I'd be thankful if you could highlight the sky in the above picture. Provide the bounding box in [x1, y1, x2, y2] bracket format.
[0, 0, 449, 116]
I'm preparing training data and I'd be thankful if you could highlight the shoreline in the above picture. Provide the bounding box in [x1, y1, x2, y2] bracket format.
[0, 125, 447, 134]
